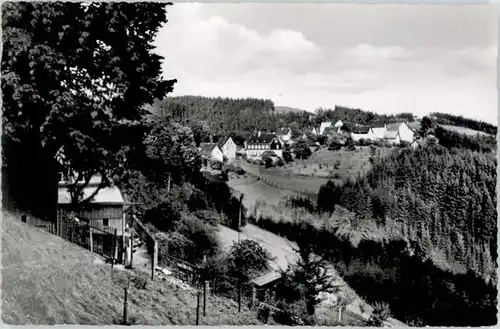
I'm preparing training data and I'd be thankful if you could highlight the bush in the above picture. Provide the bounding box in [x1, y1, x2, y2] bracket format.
[143, 199, 183, 232]
[264, 157, 273, 168]
[211, 161, 223, 170]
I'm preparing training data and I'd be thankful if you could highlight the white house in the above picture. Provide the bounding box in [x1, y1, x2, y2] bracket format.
[350, 126, 371, 142]
[245, 133, 283, 159]
[200, 143, 224, 164]
[217, 136, 237, 162]
[383, 130, 401, 145]
[386, 121, 420, 143]
[319, 121, 332, 135]
[276, 127, 292, 142]
[368, 124, 387, 141]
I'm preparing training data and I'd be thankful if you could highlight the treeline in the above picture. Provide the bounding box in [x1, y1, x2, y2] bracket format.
[155, 95, 278, 135]
[430, 112, 497, 135]
[251, 211, 497, 326]
[313, 106, 414, 127]
[318, 145, 497, 282]
[435, 126, 496, 153]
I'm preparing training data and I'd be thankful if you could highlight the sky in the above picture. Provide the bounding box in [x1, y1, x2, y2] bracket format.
[154, 3, 498, 125]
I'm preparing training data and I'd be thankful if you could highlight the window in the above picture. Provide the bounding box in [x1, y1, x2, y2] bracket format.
[103, 218, 109, 227]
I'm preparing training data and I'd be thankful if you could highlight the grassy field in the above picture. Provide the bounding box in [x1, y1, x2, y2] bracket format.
[2, 212, 261, 325]
[227, 174, 299, 214]
[281, 146, 393, 182]
[439, 124, 494, 137]
[236, 147, 393, 196]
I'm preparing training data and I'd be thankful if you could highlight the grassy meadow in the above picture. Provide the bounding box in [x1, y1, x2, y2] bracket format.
[1, 212, 261, 325]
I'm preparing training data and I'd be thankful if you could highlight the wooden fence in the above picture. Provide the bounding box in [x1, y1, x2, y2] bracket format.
[21, 211, 122, 264]
[57, 212, 121, 263]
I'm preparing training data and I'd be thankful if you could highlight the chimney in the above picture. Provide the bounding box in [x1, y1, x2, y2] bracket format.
[258, 130, 262, 137]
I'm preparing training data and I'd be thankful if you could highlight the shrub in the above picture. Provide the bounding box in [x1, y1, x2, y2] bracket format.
[211, 161, 222, 170]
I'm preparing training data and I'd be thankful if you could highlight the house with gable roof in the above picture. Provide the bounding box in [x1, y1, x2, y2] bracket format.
[350, 126, 371, 142]
[386, 121, 420, 143]
[368, 124, 387, 141]
[216, 136, 237, 162]
[276, 127, 292, 142]
[244, 131, 283, 159]
[199, 143, 224, 165]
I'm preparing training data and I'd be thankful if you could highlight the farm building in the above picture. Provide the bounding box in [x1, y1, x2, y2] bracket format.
[58, 178, 125, 234]
[334, 120, 344, 131]
[245, 132, 283, 159]
[350, 126, 371, 142]
[368, 124, 387, 140]
[383, 130, 401, 145]
[276, 127, 293, 142]
[200, 143, 224, 165]
[251, 271, 282, 304]
[386, 121, 418, 143]
[310, 126, 318, 135]
[217, 136, 237, 162]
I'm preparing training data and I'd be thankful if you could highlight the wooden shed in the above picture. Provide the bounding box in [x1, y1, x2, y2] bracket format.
[58, 177, 125, 235]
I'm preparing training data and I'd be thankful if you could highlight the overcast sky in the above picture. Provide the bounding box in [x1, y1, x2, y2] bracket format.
[154, 3, 498, 124]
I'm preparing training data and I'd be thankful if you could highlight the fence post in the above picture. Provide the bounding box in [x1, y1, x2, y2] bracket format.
[130, 230, 134, 269]
[89, 227, 93, 253]
[238, 282, 242, 313]
[111, 228, 117, 276]
[196, 291, 201, 325]
[151, 240, 158, 281]
[123, 287, 128, 325]
[71, 220, 75, 242]
[203, 280, 209, 316]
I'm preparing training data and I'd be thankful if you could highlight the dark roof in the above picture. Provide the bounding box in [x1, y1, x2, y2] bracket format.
[370, 123, 386, 129]
[247, 133, 278, 144]
[406, 121, 421, 132]
[216, 136, 232, 148]
[386, 122, 404, 131]
[200, 143, 218, 157]
[251, 271, 282, 287]
[352, 126, 370, 134]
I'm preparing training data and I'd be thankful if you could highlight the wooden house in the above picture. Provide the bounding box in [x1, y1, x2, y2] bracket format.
[58, 177, 125, 234]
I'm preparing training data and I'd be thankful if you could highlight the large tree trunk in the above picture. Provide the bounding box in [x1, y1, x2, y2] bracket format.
[2, 136, 58, 222]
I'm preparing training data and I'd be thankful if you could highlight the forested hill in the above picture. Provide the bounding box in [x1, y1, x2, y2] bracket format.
[430, 112, 497, 135]
[313, 106, 415, 126]
[155, 96, 278, 135]
[318, 145, 497, 283]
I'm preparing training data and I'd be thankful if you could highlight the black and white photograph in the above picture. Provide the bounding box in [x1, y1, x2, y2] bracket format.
[1, 1, 497, 327]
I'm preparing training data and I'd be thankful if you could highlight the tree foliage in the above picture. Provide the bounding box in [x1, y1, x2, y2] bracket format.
[226, 239, 273, 282]
[2, 2, 175, 213]
[143, 115, 202, 184]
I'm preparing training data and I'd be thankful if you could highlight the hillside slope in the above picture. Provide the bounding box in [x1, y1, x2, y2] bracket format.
[1, 212, 261, 325]
[274, 105, 311, 115]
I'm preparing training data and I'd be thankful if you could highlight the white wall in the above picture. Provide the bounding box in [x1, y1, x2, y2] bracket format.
[351, 133, 369, 142]
[221, 138, 237, 162]
[210, 147, 224, 162]
[369, 127, 386, 140]
[398, 123, 415, 143]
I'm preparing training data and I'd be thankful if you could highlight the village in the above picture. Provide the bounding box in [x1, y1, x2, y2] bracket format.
[198, 118, 427, 168]
[3, 2, 497, 327]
